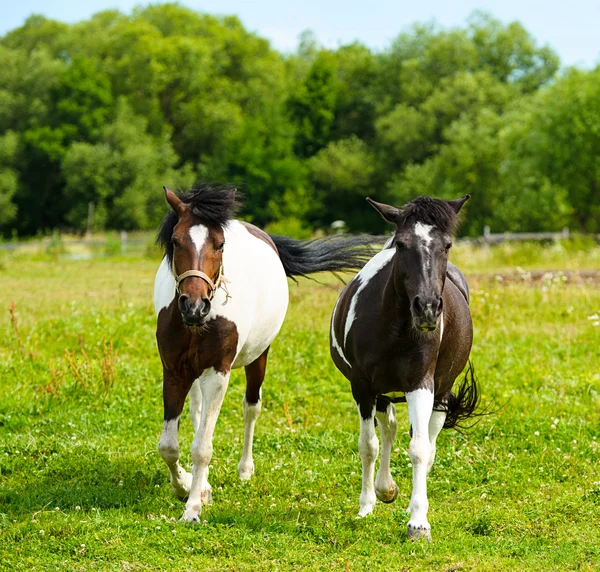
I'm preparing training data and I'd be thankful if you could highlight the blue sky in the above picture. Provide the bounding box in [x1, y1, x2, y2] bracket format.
[1, 0, 598, 68]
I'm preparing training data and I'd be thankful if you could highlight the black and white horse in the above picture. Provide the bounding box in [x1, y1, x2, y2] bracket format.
[329, 195, 480, 541]
[154, 184, 374, 522]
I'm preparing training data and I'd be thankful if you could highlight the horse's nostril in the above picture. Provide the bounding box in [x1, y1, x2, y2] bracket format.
[413, 296, 422, 314]
[200, 297, 211, 317]
[178, 294, 189, 312]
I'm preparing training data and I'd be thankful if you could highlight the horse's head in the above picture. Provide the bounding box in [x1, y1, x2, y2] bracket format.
[367, 194, 469, 333]
[164, 187, 228, 327]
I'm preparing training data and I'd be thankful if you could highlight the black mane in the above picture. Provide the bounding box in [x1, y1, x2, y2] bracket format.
[397, 196, 459, 235]
[157, 183, 241, 264]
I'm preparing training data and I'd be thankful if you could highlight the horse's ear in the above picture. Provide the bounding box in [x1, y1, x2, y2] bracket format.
[164, 186, 185, 215]
[366, 197, 401, 224]
[447, 194, 470, 214]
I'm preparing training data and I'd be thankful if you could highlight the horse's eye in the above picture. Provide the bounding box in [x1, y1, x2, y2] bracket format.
[216, 241, 225, 252]
[172, 237, 180, 248]
[444, 242, 453, 252]
[395, 240, 407, 251]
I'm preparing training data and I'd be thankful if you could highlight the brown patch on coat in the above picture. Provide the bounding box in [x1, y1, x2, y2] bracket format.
[157, 300, 239, 420]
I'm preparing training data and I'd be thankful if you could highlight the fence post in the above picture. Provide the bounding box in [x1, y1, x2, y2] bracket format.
[561, 227, 569, 240]
[483, 225, 490, 246]
[86, 201, 95, 238]
[120, 230, 127, 253]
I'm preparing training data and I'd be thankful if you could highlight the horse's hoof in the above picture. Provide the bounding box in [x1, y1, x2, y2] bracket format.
[180, 507, 202, 524]
[238, 462, 255, 481]
[357, 504, 375, 518]
[407, 522, 432, 542]
[376, 482, 398, 504]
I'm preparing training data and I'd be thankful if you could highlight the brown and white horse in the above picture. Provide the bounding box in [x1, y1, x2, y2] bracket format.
[154, 184, 374, 523]
[329, 195, 480, 541]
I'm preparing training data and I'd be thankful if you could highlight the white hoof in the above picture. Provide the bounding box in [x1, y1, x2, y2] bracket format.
[357, 503, 375, 518]
[180, 506, 202, 523]
[238, 461, 255, 481]
[407, 520, 431, 542]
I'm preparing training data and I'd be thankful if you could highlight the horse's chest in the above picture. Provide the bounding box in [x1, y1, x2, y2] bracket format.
[368, 344, 437, 394]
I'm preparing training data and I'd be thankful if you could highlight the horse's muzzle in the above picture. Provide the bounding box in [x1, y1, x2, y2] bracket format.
[411, 295, 443, 332]
[178, 294, 211, 326]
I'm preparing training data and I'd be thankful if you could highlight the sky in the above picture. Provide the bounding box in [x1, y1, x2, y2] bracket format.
[1, 0, 599, 68]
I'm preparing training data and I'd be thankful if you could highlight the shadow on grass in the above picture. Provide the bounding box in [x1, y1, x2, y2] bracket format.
[0, 456, 169, 515]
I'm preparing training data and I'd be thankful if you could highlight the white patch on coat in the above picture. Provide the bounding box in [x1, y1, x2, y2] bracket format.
[189, 224, 209, 253]
[154, 256, 176, 314]
[217, 221, 289, 369]
[344, 249, 395, 346]
[330, 296, 351, 368]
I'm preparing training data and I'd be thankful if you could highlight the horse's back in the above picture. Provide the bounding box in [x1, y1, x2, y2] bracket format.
[447, 262, 469, 303]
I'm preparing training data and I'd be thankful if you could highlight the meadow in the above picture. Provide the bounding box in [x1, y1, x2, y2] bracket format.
[0, 239, 599, 570]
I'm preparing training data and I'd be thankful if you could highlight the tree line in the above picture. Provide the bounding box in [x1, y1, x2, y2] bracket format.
[1, 5, 599, 238]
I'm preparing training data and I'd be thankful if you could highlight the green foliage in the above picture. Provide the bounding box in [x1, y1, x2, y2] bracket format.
[0, 7, 594, 236]
[0, 131, 19, 226]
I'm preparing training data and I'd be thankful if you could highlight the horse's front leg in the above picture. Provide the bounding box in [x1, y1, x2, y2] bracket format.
[181, 367, 230, 523]
[158, 370, 194, 499]
[406, 387, 434, 541]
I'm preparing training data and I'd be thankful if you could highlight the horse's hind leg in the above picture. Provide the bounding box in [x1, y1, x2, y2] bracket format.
[406, 387, 434, 541]
[182, 367, 230, 523]
[238, 347, 269, 481]
[158, 370, 194, 499]
[375, 399, 398, 503]
[427, 409, 446, 473]
[189, 378, 203, 432]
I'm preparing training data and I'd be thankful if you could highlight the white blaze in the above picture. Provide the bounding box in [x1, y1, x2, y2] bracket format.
[414, 222, 434, 269]
[189, 224, 209, 253]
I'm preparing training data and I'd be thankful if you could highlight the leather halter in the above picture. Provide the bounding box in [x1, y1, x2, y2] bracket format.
[172, 257, 224, 301]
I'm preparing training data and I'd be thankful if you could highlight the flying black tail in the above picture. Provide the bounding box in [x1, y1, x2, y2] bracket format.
[443, 361, 482, 430]
[270, 234, 380, 280]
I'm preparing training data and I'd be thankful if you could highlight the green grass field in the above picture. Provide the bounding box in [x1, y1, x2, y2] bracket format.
[1, 241, 599, 570]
